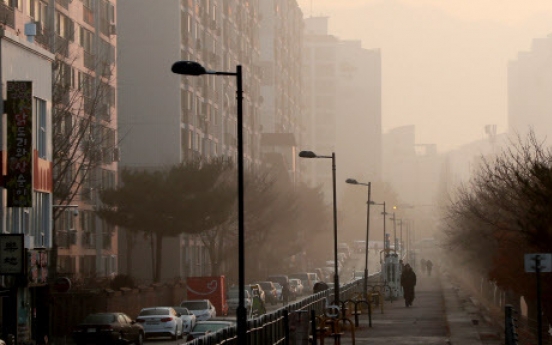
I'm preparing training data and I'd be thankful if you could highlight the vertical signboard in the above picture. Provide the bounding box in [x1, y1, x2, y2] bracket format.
[6, 81, 33, 207]
[0, 234, 24, 274]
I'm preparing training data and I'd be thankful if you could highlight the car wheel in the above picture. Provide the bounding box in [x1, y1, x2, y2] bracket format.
[135, 332, 144, 345]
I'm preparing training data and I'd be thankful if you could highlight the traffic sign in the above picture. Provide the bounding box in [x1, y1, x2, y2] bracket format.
[524, 253, 552, 273]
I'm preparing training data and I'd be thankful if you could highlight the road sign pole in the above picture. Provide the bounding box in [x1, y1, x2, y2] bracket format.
[536, 255, 542, 345]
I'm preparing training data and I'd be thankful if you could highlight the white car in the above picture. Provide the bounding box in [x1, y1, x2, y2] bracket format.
[180, 299, 217, 321]
[173, 306, 197, 333]
[136, 306, 184, 340]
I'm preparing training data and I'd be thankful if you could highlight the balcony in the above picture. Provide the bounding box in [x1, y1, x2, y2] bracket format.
[56, 0, 70, 9]
[0, 3, 14, 29]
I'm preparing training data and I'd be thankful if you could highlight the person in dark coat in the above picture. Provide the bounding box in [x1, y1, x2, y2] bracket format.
[400, 264, 417, 307]
[282, 282, 290, 306]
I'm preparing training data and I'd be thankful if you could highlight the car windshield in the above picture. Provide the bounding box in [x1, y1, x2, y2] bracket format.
[193, 323, 232, 333]
[181, 301, 208, 310]
[173, 307, 190, 315]
[139, 308, 170, 316]
[82, 314, 116, 324]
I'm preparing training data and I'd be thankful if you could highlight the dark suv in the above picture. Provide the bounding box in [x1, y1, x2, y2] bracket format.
[255, 281, 278, 305]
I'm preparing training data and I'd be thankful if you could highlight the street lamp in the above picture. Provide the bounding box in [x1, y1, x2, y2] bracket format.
[389, 211, 399, 254]
[171, 61, 246, 342]
[370, 201, 386, 250]
[299, 150, 340, 303]
[345, 178, 371, 300]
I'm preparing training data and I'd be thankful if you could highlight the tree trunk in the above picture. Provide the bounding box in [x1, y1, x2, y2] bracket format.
[155, 234, 164, 283]
[125, 230, 134, 275]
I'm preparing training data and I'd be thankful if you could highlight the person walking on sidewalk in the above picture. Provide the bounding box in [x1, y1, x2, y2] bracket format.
[400, 264, 417, 307]
[426, 259, 433, 276]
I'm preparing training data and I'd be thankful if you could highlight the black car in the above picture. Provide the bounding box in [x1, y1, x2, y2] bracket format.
[72, 312, 144, 345]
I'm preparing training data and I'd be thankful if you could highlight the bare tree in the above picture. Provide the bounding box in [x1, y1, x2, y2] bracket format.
[442, 132, 552, 323]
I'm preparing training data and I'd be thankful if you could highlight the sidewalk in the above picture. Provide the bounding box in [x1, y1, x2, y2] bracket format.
[337, 268, 503, 345]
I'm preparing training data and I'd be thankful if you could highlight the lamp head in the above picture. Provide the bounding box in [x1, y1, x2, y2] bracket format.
[171, 61, 207, 76]
[345, 178, 358, 185]
[298, 150, 317, 158]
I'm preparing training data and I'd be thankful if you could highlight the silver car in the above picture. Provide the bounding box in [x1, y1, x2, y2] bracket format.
[180, 299, 217, 321]
[173, 306, 197, 333]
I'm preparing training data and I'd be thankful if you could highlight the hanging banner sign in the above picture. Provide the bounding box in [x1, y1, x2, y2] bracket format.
[0, 234, 24, 274]
[6, 81, 33, 207]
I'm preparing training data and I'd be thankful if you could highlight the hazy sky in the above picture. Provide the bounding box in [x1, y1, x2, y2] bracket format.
[297, 0, 552, 151]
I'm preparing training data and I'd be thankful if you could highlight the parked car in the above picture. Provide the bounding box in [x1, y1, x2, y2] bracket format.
[289, 273, 313, 291]
[136, 307, 184, 340]
[266, 274, 289, 287]
[172, 306, 197, 334]
[308, 272, 321, 286]
[229, 284, 265, 304]
[255, 281, 278, 305]
[72, 312, 144, 345]
[289, 278, 304, 296]
[186, 320, 235, 341]
[249, 283, 266, 303]
[227, 289, 253, 314]
[180, 299, 217, 321]
[273, 282, 283, 301]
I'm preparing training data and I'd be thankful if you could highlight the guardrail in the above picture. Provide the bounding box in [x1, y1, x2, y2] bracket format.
[186, 274, 381, 345]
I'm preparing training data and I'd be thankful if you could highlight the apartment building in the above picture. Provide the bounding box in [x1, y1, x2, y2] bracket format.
[118, 0, 262, 282]
[508, 34, 552, 146]
[259, 0, 304, 185]
[0, 0, 118, 341]
[301, 17, 382, 202]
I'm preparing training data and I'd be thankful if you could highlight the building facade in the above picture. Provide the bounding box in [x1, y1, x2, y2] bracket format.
[259, 0, 304, 185]
[0, 0, 118, 341]
[508, 33, 552, 146]
[301, 17, 382, 202]
[118, 0, 263, 282]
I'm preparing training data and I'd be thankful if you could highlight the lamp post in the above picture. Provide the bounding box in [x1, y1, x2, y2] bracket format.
[388, 206, 399, 253]
[171, 61, 246, 342]
[299, 150, 340, 303]
[370, 201, 386, 250]
[345, 178, 371, 300]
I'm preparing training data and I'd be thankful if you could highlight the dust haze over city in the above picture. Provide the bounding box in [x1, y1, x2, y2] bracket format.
[6, 1, 552, 343]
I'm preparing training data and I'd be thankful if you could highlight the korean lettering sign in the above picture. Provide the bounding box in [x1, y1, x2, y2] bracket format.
[0, 234, 24, 275]
[6, 81, 33, 207]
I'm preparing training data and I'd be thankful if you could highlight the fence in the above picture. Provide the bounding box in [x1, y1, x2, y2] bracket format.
[185, 274, 381, 345]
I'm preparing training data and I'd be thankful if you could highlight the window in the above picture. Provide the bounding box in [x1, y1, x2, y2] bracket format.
[35, 98, 47, 159]
[79, 27, 94, 52]
[55, 12, 74, 40]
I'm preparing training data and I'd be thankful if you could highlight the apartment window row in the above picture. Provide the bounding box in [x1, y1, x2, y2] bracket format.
[183, 129, 219, 158]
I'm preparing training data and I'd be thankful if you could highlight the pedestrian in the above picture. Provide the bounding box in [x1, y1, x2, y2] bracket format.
[282, 281, 290, 306]
[426, 259, 433, 276]
[400, 263, 417, 307]
[420, 258, 426, 274]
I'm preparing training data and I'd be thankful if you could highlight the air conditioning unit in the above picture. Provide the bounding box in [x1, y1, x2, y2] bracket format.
[24, 235, 34, 249]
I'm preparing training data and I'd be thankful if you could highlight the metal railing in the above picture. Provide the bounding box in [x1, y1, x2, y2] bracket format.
[186, 275, 380, 345]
